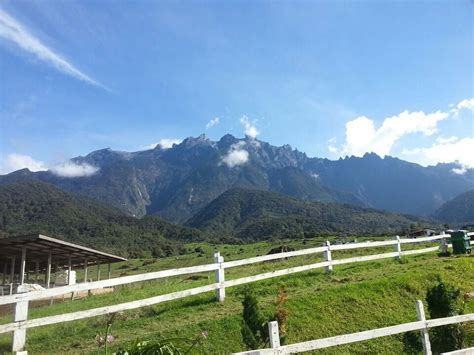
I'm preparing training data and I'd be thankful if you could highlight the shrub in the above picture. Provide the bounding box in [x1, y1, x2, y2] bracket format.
[241, 287, 268, 349]
[426, 279, 465, 352]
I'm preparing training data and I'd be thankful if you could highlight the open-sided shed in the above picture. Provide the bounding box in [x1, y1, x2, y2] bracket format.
[0, 234, 127, 293]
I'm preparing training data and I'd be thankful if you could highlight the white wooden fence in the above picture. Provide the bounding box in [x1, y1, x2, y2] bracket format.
[233, 301, 474, 355]
[0, 233, 469, 354]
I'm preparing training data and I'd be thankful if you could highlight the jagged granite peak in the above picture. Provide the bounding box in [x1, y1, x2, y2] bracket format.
[180, 133, 212, 148]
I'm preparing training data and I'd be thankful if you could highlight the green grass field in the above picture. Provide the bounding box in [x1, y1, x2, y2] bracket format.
[0, 238, 473, 354]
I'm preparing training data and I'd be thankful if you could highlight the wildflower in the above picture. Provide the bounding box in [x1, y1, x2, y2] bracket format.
[201, 330, 209, 339]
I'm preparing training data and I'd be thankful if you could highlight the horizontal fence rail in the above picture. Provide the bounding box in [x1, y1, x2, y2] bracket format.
[0, 233, 471, 354]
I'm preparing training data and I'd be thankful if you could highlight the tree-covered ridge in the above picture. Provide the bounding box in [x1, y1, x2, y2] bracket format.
[0, 181, 203, 257]
[432, 189, 474, 224]
[186, 188, 439, 241]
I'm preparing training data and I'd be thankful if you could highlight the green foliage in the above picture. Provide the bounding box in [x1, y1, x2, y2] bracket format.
[241, 287, 268, 349]
[0, 181, 204, 257]
[114, 339, 184, 355]
[426, 279, 465, 352]
[187, 188, 437, 241]
[402, 331, 423, 354]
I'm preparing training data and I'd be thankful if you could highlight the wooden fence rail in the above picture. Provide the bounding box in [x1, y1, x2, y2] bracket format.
[233, 301, 474, 355]
[0, 233, 469, 354]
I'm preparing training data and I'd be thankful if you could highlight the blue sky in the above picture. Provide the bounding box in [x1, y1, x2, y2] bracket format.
[0, 0, 473, 175]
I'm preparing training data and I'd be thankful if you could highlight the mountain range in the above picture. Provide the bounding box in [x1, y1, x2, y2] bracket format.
[1, 134, 473, 223]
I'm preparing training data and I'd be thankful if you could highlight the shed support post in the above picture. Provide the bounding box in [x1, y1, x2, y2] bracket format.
[2, 261, 6, 284]
[20, 248, 26, 285]
[10, 256, 16, 284]
[34, 261, 39, 283]
[107, 263, 111, 280]
[67, 257, 72, 285]
[45, 252, 52, 289]
[84, 259, 88, 283]
[324, 241, 333, 273]
[214, 252, 225, 302]
[96, 261, 101, 281]
[416, 300, 432, 355]
[12, 298, 29, 354]
[268, 321, 280, 349]
[394, 235, 402, 260]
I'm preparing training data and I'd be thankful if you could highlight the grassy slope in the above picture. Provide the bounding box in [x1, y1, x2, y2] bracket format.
[0, 238, 473, 354]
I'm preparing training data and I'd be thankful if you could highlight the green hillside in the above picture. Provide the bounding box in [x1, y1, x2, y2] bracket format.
[186, 188, 438, 241]
[433, 189, 474, 224]
[0, 181, 203, 257]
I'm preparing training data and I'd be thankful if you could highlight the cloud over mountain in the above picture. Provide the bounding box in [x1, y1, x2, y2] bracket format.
[221, 141, 249, 168]
[50, 161, 99, 178]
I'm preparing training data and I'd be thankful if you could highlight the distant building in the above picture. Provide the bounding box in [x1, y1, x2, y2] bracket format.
[407, 229, 437, 238]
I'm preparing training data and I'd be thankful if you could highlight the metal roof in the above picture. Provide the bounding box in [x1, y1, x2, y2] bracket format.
[0, 234, 127, 270]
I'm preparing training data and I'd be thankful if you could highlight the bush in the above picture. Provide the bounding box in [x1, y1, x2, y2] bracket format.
[241, 287, 268, 349]
[426, 279, 465, 352]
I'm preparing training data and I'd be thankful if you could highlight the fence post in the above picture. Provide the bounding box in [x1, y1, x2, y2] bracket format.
[214, 252, 225, 302]
[415, 300, 432, 355]
[439, 231, 448, 254]
[12, 297, 29, 354]
[268, 321, 280, 349]
[394, 235, 402, 260]
[324, 241, 333, 273]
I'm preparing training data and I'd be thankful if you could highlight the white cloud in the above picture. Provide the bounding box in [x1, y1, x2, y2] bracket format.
[451, 98, 474, 116]
[146, 138, 182, 150]
[221, 141, 249, 168]
[435, 136, 459, 144]
[0, 8, 106, 89]
[452, 166, 467, 175]
[50, 161, 99, 178]
[340, 110, 449, 157]
[1, 153, 47, 174]
[240, 116, 259, 139]
[401, 137, 474, 173]
[206, 117, 220, 130]
[327, 137, 339, 154]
